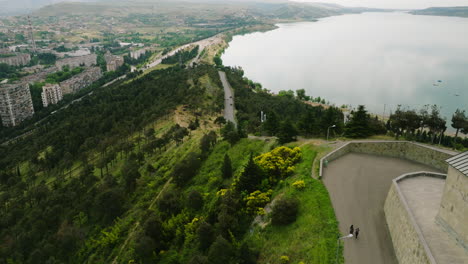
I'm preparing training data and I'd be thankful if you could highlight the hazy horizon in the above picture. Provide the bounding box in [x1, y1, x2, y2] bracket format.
[294, 0, 468, 9]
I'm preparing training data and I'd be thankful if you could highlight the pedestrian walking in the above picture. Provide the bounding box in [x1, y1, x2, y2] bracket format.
[349, 225, 354, 235]
[355, 228, 360, 239]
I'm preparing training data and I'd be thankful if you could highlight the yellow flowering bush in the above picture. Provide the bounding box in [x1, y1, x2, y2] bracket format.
[216, 189, 228, 196]
[244, 190, 273, 215]
[280, 255, 290, 263]
[183, 217, 202, 247]
[292, 180, 306, 190]
[255, 146, 302, 182]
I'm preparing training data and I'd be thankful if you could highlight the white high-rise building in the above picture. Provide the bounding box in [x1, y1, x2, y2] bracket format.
[41, 83, 63, 107]
[0, 82, 34, 127]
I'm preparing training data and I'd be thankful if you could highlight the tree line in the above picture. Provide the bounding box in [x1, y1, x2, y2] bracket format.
[387, 105, 468, 149]
[162, 45, 199, 65]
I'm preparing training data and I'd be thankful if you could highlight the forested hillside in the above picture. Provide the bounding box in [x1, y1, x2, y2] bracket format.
[0, 64, 344, 263]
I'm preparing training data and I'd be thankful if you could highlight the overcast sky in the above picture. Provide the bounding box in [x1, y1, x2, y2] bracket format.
[294, 0, 468, 9]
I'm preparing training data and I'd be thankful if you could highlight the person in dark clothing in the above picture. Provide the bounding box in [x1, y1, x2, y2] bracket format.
[349, 225, 354, 235]
[355, 228, 360, 239]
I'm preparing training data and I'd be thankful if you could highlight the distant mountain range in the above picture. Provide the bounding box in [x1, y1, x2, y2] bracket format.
[0, 0, 99, 15]
[410, 6, 468, 18]
[2, 0, 467, 18]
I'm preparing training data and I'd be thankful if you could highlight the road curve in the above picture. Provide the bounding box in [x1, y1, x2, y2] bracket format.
[218, 71, 237, 127]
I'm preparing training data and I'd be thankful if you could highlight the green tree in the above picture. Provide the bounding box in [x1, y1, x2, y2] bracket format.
[278, 90, 295, 99]
[173, 152, 201, 186]
[37, 53, 57, 65]
[214, 116, 226, 128]
[93, 188, 125, 223]
[197, 221, 215, 250]
[451, 109, 467, 141]
[144, 214, 165, 251]
[263, 111, 279, 136]
[200, 134, 213, 155]
[157, 188, 182, 215]
[214, 55, 223, 67]
[121, 158, 141, 192]
[345, 105, 371, 138]
[207, 236, 235, 264]
[221, 121, 240, 145]
[237, 155, 264, 193]
[221, 154, 233, 179]
[187, 190, 204, 210]
[426, 105, 446, 143]
[135, 235, 157, 262]
[295, 89, 310, 101]
[277, 120, 298, 144]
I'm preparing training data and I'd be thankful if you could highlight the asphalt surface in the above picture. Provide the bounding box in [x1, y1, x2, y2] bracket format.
[323, 152, 441, 264]
[218, 71, 237, 127]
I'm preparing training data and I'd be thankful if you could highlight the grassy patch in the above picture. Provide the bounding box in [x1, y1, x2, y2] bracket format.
[253, 144, 342, 264]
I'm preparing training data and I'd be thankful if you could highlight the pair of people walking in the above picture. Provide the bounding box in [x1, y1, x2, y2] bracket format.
[349, 224, 360, 239]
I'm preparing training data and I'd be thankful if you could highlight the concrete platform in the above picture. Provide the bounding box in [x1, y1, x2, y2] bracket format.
[323, 152, 441, 264]
[399, 176, 468, 264]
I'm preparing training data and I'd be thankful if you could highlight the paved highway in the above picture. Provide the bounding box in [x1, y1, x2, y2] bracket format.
[218, 71, 237, 127]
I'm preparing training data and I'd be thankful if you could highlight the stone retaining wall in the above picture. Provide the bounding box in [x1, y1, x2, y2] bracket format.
[384, 172, 445, 264]
[320, 141, 457, 177]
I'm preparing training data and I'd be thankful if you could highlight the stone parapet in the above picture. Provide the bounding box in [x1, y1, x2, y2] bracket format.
[320, 141, 457, 177]
[437, 165, 468, 251]
[384, 172, 444, 264]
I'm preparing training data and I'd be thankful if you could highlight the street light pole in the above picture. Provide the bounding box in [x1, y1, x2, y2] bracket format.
[335, 234, 354, 264]
[327, 125, 336, 141]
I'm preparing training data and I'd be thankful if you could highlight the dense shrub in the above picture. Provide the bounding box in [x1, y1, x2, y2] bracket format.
[197, 221, 215, 250]
[187, 190, 204, 210]
[271, 197, 299, 225]
[173, 152, 202, 186]
[207, 236, 235, 264]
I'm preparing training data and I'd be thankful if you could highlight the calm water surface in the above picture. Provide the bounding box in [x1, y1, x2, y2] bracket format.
[222, 12, 468, 120]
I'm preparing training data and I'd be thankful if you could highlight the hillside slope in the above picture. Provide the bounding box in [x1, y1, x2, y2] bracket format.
[0, 64, 343, 263]
[411, 6, 468, 18]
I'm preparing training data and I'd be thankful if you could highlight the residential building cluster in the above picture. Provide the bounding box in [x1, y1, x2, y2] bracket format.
[60, 67, 102, 95]
[130, 48, 148, 60]
[0, 83, 34, 127]
[0, 52, 106, 127]
[55, 53, 97, 70]
[104, 52, 124, 72]
[41, 83, 62, 108]
[0, 53, 31, 66]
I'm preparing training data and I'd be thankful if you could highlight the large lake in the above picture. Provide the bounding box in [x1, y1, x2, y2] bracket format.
[222, 12, 468, 122]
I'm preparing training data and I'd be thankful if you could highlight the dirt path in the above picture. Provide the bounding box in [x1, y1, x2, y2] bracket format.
[111, 178, 173, 264]
[323, 153, 441, 264]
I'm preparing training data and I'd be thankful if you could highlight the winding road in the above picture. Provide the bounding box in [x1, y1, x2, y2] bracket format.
[218, 71, 237, 127]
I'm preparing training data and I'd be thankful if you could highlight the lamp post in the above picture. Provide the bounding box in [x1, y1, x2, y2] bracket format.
[327, 125, 336, 141]
[335, 234, 354, 264]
